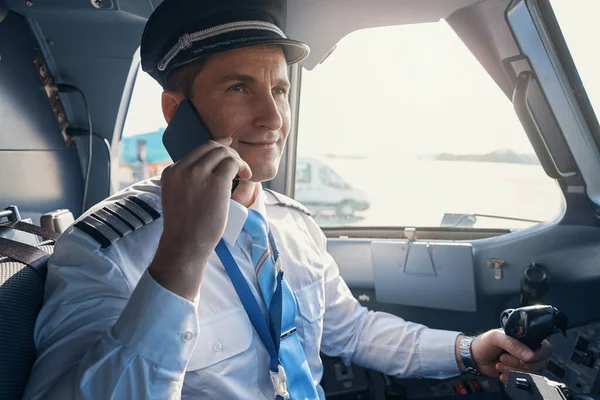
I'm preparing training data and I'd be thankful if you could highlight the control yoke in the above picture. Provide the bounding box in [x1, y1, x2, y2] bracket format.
[502, 305, 574, 400]
[501, 305, 568, 351]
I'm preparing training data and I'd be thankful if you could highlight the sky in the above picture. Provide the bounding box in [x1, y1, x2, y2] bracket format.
[121, 0, 599, 159]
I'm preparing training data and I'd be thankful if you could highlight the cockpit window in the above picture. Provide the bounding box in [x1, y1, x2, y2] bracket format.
[119, 67, 169, 190]
[294, 20, 564, 229]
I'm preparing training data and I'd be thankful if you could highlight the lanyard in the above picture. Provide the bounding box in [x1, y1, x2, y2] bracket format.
[214, 229, 287, 398]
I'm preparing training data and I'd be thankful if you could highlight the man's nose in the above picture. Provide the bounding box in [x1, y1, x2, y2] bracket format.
[253, 91, 284, 132]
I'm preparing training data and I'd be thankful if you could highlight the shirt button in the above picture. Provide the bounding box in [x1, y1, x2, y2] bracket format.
[181, 331, 194, 342]
[213, 341, 223, 352]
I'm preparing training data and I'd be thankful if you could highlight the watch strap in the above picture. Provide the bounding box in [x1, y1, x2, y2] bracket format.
[459, 336, 481, 376]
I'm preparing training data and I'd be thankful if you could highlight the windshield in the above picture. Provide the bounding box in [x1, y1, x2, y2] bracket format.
[293, 21, 564, 230]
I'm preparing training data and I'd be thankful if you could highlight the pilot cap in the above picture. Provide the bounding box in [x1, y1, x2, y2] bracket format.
[140, 0, 310, 88]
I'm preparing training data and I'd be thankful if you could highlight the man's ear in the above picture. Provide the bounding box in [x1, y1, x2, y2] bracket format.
[161, 90, 184, 124]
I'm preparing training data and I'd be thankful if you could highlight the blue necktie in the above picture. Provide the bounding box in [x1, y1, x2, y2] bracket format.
[243, 210, 319, 400]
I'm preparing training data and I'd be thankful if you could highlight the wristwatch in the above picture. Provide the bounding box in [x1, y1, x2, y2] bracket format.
[459, 336, 481, 376]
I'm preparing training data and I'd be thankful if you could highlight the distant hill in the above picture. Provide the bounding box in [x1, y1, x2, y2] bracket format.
[322, 153, 368, 160]
[434, 149, 540, 165]
[120, 130, 539, 167]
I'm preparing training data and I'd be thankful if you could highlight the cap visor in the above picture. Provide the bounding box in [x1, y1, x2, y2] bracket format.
[188, 37, 310, 65]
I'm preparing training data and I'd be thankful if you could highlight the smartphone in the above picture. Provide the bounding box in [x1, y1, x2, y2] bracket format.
[162, 99, 239, 192]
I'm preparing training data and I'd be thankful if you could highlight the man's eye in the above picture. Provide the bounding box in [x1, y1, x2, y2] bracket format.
[229, 84, 245, 93]
[273, 87, 288, 96]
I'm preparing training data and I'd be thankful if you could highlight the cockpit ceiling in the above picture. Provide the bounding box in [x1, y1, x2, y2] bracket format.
[6, 0, 486, 69]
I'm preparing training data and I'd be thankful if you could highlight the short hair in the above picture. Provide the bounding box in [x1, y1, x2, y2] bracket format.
[164, 58, 208, 99]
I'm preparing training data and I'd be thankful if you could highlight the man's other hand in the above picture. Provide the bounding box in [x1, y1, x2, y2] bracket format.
[470, 329, 552, 383]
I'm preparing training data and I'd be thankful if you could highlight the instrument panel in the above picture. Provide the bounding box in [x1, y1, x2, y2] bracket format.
[321, 321, 600, 399]
[544, 321, 600, 394]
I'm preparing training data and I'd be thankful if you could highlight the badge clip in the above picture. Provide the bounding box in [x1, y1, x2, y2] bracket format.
[270, 364, 290, 400]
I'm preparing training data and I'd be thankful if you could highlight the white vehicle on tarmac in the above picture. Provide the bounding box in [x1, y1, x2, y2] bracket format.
[294, 157, 370, 217]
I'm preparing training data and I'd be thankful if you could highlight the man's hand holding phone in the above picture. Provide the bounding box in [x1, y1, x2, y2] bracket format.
[161, 137, 252, 252]
[149, 137, 251, 302]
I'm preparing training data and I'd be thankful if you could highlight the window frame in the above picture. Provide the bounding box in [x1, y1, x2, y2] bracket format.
[506, 0, 600, 206]
[111, 48, 142, 194]
[539, 0, 600, 153]
[115, 8, 592, 238]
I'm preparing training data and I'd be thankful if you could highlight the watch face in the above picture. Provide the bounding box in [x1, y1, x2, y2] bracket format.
[460, 336, 474, 351]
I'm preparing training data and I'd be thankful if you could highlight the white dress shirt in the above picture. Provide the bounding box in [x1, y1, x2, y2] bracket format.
[23, 177, 462, 400]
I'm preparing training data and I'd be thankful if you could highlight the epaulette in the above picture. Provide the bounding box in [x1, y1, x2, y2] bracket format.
[263, 188, 312, 216]
[74, 194, 161, 249]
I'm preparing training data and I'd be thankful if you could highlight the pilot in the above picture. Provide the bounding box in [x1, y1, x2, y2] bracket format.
[23, 0, 552, 399]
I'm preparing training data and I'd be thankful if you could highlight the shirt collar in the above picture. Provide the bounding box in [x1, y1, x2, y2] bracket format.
[221, 183, 269, 247]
